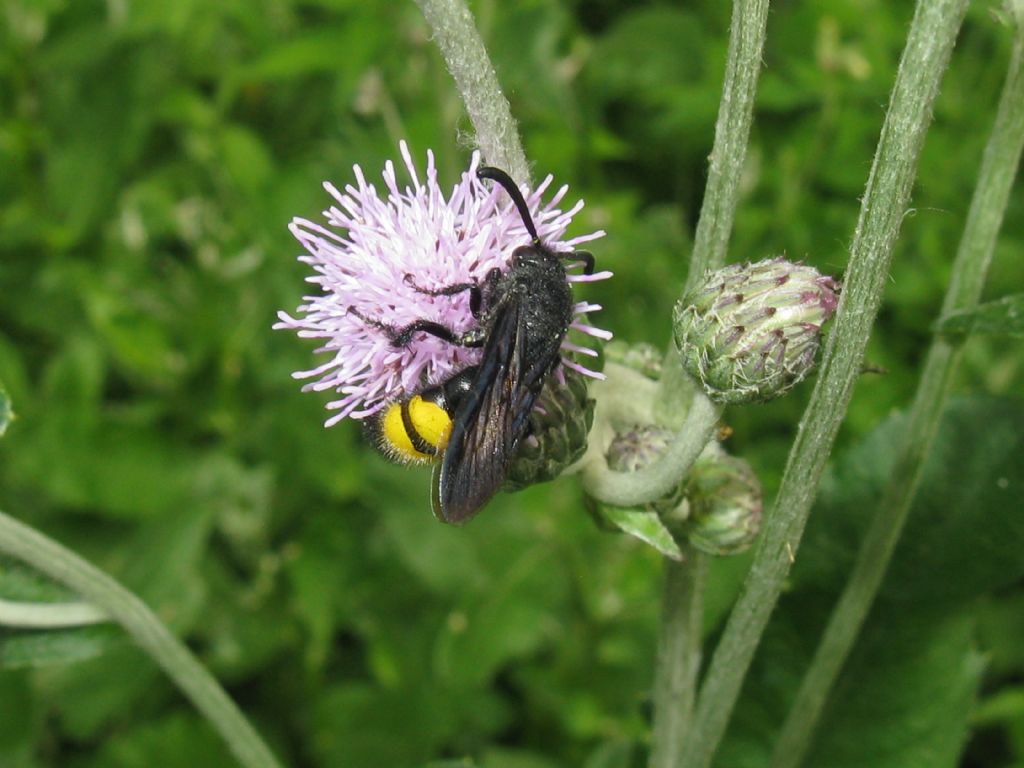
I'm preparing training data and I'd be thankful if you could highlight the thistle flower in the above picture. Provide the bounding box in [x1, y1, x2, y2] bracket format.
[275, 142, 611, 425]
[673, 258, 840, 404]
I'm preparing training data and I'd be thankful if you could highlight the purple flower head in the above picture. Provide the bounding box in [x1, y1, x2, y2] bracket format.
[276, 142, 612, 426]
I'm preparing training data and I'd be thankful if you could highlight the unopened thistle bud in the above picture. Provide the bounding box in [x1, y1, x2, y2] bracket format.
[673, 258, 840, 404]
[685, 454, 763, 556]
[591, 424, 688, 560]
[504, 370, 595, 492]
[605, 340, 663, 380]
[605, 424, 687, 513]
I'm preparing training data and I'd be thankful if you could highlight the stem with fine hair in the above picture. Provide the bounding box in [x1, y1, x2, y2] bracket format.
[646, 0, 770, 763]
[769, 12, 1024, 768]
[679, 2, 970, 767]
[0, 510, 282, 768]
[582, 392, 721, 507]
[684, 0, 771, 292]
[649, 553, 707, 768]
[0, 597, 108, 628]
[414, 0, 530, 185]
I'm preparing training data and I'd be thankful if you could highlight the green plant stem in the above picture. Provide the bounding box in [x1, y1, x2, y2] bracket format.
[581, 391, 721, 507]
[415, 0, 530, 184]
[646, 2, 769, 762]
[649, 552, 707, 768]
[0, 510, 282, 768]
[0, 597, 108, 628]
[683, 0, 771, 292]
[679, 2, 970, 767]
[769, 15, 1024, 768]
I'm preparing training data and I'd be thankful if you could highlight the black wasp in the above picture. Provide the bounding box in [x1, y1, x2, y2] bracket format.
[359, 166, 596, 524]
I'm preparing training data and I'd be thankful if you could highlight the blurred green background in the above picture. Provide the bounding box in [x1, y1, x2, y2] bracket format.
[1, 1, 1023, 766]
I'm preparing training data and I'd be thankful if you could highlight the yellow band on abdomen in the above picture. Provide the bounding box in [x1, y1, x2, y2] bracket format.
[379, 396, 453, 464]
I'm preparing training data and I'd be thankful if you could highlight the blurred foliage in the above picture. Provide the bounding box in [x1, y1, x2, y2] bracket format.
[1, 0, 1022, 766]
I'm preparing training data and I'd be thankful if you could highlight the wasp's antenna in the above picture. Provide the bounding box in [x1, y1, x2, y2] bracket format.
[477, 166, 540, 244]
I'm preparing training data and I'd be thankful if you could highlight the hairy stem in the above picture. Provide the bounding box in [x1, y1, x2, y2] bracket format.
[0, 597, 108, 628]
[649, 553, 707, 768]
[415, 0, 530, 184]
[684, 0, 771, 292]
[769, 13, 1024, 768]
[582, 391, 721, 507]
[646, 1, 770, 763]
[679, 2, 970, 767]
[0, 510, 282, 768]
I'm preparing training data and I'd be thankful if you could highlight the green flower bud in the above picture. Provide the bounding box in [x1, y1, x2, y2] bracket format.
[684, 455, 763, 556]
[605, 424, 687, 514]
[588, 424, 689, 560]
[504, 369, 595, 492]
[673, 258, 840, 404]
[604, 340, 663, 380]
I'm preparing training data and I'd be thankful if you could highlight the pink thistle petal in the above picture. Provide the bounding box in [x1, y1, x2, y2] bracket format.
[561, 341, 600, 357]
[563, 358, 607, 380]
[572, 321, 614, 341]
[567, 270, 614, 283]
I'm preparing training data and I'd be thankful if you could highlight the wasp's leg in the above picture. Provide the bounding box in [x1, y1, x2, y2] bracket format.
[564, 250, 595, 275]
[404, 267, 502, 318]
[403, 274, 476, 297]
[473, 268, 502, 315]
[349, 308, 485, 348]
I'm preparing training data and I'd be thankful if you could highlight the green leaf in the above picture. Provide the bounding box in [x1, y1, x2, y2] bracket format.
[972, 687, 1024, 728]
[45, 647, 162, 740]
[807, 606, 983, 768]
[594, 505, 684, 561]
[718, 599, 984, 768]
[0, 625, 123, 669]
[886, 399, 1024, 605]
[312, 683, 458, 767]
[480, 748, 563, 768]
[0, 671, 36, 757]
[0, 380, 11, 438]
[72, 712, 233, 768]
[716, 399, 1024, 765]
[934, 294, 1024, 337]
[795, 397, 1024, 605]
[1, 555, 80, 603]
[218, 124, 274, 193]
[977, 592, 1024, 678]
[434, 544, 567, 688]
[583, 740, 635, 768]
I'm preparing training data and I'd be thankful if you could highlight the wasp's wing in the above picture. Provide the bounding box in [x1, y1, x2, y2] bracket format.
[433, 299, 546, 524]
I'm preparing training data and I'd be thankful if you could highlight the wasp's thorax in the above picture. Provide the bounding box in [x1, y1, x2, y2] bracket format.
[501, 243, 575, 369]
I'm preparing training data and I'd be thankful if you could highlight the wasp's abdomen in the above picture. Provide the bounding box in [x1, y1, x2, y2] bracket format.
[377, 395, 453, 464]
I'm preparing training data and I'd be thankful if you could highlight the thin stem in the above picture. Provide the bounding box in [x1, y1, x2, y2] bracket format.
[0, 510, 282, 768]
[647, 3, 770, 761]
[679, 2, 970, 767]
[684, 0, 771, 293]
[581, 391, 721, 507]
[649, 553, 707, 768]
[0, 597, 108, 628]
[770, 15, 1024, 768]
[414, 0, 530, 185]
